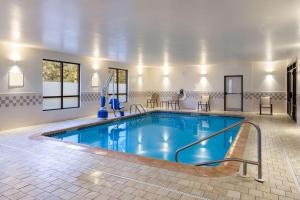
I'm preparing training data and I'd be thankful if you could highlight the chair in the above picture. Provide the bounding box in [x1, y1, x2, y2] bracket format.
[147, 93, 159, 108]
[109, 98, 125, 117]
[160, 98, 169, 109]
[260, 96, 273, 115]
[168, 95, 180, 110]
[198, 95, 210, 112]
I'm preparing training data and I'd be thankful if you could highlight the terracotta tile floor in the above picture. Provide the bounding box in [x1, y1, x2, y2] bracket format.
[0, 110, 300, 200]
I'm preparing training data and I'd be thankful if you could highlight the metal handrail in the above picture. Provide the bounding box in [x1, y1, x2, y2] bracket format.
[137, 104, 146, 113]
[175, 120, 264, 182]
[130, 104, 146, 114]
[130, 104, 139, 114]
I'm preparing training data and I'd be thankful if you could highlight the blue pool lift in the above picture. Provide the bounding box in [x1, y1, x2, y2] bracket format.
[98, 70, 124, 118]
[109, 98, 124, 117]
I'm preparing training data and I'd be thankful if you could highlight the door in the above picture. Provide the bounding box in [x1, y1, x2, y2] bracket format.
[287, 70, 291, 115]
[292, 68, 297, 121]
[287, 62, 297, 121]
[224, 75, 243, 111]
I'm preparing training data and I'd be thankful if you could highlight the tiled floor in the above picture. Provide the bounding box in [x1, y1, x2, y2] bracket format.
[0, 110, 300, 200]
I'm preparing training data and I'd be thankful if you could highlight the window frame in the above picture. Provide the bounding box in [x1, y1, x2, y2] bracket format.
[42, 59, 81, 111]
[108, 67, 128, 102]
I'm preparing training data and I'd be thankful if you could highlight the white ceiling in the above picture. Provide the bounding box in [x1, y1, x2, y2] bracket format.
[1, 0, 300, 66]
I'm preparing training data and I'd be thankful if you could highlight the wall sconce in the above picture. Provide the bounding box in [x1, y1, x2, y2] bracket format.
[265, 64, 274, 73]
[266, 73, 273, 81]
[266, 71, 273, 76]
[163, 66, 169, 76]
[137, 66, 143, 76]
[91, 73, 100, 87]
[138, 76, 143, 87]
[8, 62, 24, 88]
[91, 57, 102, 70]
[92, 62, 100, 70]
[199, 64, 207, 75]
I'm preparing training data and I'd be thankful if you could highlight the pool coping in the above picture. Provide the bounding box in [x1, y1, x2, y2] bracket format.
[30, 110, 251, 177]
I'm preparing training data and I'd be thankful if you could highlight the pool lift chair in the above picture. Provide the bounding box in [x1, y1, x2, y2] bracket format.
[98, 70, 125, 118]
[109, 98, 125, 117]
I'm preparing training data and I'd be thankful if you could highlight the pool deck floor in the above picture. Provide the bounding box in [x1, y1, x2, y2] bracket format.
[0, 109, 300, 200]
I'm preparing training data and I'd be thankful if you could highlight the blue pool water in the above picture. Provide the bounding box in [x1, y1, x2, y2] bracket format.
[51, 112, 243, 165]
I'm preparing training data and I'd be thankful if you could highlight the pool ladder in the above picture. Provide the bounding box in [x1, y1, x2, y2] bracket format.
[175, 120, 264, 183]
[130, 104, 146, 114]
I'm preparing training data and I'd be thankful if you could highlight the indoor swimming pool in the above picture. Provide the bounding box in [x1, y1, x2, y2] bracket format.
[49, 112, 243, 165]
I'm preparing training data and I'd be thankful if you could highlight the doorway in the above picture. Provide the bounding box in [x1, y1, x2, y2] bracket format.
[224, 75, 243, 111]
[287, 61, 297, 121]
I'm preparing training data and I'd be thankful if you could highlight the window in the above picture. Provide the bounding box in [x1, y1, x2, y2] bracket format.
[108, 68, 128, 102]
[42, 59, 80, 111]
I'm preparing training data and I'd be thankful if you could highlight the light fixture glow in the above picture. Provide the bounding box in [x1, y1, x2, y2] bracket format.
[265, 62, 274, 73]
[137, 66, 143, 76]
[92, 59, 101, 70]
[201, 52, 207, 65]
[163, 67, 170, 76]
[266, 34, 272, 61]
[137, 48, 144, 76]
[263, 74, 275, 91]
[200, 140, 207, 145]
[137, 76, 143, 88]
[199, 65, 207, 75]
[10, 43, 21, 61]
[161, 142, 169, 152]
[163, 131, 169, 141]
[91, 171, 103, 177]
[163, 50, 170, 76]
[138, 134, 142, 143]
[94, 151, 107, 155]
[11, 5, 21, 42]
[137, 144, 145, 154]
[200, 76, 208, 88]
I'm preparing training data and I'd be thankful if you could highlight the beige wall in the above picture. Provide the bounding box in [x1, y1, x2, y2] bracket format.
[130, 61, 286, 92]
[0, 43, 127, 130]
[129, 60, 287, 113]
[0, 42, 291, 130]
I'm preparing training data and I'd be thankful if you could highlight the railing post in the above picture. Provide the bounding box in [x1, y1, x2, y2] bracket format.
[255, 123, 264, 183]
[242, 161, 247, 177]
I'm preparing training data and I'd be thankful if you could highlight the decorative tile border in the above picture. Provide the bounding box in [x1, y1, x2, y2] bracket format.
[0, 93, 42, 108]
[81, 92, 100, 102]
[129, 91, 224, 99]
[129, 91, 287, 101]
[0, 92, 101, 108]
[128, 91, 151, 98]
[186, 91, 224, 99]
[244, 92, 286, 101]
[0, 91, 287, 108]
